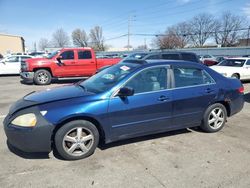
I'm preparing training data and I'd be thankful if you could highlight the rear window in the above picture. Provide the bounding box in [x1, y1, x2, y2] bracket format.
[173, 67, 215, 88]
[162, 54, 180, 60]
[181, 53, 198, 62]
[78, 50, 92, 59]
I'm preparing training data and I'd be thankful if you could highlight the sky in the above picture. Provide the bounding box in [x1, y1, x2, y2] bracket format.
[0, 0, 250, 51]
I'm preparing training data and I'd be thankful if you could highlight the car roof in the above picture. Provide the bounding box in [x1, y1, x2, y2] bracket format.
[122, 59, 203, 68]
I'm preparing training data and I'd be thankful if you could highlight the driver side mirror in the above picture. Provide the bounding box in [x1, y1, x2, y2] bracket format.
[56, 56, 62, 61]
[116, 87, 134, 97]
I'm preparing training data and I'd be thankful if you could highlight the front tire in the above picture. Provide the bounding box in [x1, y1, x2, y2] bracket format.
[200, 103, 227, 133]
[54, 120, 99, 160]
[34, 69, 52, 85]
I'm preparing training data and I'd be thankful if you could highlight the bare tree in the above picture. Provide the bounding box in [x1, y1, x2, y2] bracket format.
[72, 28, 88, 47]
[214, 12, 245, 47]
[171, 22, 192, 48]
[152, 21, 192, 49]
[189, 13, 216, 47]
[51, 28, 70, 47]
[89, 26, 106, 51]
[38, 38, 50, 51]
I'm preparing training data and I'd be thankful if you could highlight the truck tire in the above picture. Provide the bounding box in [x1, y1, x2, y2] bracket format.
[34, 69, 52, 85]
[54, 120, 99, 160]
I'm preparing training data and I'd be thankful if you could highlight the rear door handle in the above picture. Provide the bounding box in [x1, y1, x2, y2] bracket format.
[205, 88, 215, 93]
[158, 95, 169, 101]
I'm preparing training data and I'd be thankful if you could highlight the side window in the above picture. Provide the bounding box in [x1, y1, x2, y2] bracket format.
[125, 67, 168, 94]
[78, 50, 92, 59]
[181, 54, 198, 62]
[162, 54, 180, 60]
[6, 56, 19, 62]
[60, 51, 74, 60]
[146, 54, 160, 60]
[173, 67, 214, 88]
[246, 60, 250, 65]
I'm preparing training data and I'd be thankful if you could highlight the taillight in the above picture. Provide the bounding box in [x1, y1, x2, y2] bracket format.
[238, 86, 244, 94]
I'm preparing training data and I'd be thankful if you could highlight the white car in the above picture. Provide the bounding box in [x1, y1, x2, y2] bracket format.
[0, 55, 33, 75]
[210, 57, 250, 80]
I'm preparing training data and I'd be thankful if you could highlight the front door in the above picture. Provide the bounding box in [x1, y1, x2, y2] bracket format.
[54, 50, 77, 77]
[108, 66, 173, 140]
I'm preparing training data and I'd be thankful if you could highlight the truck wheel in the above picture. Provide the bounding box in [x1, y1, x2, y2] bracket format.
[200, 103, 227, 133]
[34, 69, 52, 85]
[54, 120, 99, 160]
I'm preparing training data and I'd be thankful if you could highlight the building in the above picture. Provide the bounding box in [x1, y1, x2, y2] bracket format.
[0, 33, 25, 55]
[238, 38, 250, 47]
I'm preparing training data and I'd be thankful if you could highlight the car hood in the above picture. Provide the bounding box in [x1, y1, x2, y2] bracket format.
[25, 57, 54, 64]
[9, 85, 93, 114]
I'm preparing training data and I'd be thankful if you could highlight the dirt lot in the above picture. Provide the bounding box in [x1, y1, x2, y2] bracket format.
[0, 76, 250, 188]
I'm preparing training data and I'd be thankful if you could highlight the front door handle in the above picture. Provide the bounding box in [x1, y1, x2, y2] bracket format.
[158, 95, 169, 101]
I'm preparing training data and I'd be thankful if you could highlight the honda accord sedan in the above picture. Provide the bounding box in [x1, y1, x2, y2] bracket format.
[4, 60, 244, 160]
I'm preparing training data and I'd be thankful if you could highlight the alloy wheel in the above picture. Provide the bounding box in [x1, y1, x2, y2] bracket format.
[208, 107, 225, 129]
[62, 127, 94, 157]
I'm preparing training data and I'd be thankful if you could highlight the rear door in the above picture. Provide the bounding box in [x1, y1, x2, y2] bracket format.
[171, 65, 217, 127]
[77, 50, 96, 76]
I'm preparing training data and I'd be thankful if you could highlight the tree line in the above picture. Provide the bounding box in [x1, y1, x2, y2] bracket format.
[153, 11, 249, 49]
[38, 26, 106, 51]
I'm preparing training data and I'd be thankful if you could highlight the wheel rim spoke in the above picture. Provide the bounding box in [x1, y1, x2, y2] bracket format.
[81, 134, 93, 142]
[79, 143, 88, 152]
[64, 135, 76, 143]
[77, 128, 82, 139]
[68, 143, 78, 153]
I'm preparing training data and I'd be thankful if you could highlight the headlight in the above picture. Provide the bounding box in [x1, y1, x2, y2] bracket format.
[11, 113, 37, 127]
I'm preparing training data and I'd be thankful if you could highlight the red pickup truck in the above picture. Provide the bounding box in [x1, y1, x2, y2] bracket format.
[20, 47, 121, 85]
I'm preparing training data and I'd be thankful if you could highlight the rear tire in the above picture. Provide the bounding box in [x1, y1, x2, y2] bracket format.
[200, 103, 227, 133]
[34, 69, 52, 85]
[54, 120, 99, 160]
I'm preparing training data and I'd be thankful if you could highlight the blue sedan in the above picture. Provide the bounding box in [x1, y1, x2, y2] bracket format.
[4, 60, 244, 160]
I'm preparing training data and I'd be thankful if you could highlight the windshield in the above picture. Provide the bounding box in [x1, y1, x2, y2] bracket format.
[79, 63, 140, 93]
[47, 51, 60, 59]
[218, 59, 246, 67]
[124, 53, 148, 60]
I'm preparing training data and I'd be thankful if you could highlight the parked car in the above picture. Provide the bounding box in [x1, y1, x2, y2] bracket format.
[96, 51, 200, 73]
[0, 55, 33, 75]
[210, 57, 250, 80]
[199, 54, 216, 62]
[29, 51, 46, 58]
[203, 56, 227, 66]
[4, 60, 244, 160]
[20, 47, 122, 85]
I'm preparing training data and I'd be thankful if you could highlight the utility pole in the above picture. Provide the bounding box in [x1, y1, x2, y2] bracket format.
[127, 15, 136, 51]
[247, 26, 250, 46]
